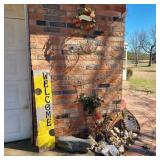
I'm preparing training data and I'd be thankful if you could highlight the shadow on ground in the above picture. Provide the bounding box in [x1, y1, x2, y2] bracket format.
[122, 88, 156, 156]
[5, 139, 38, 153]
[4, 139, 94, 156]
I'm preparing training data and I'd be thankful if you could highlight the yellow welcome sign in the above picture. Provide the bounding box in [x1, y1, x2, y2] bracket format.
[33, 70, 55, 151]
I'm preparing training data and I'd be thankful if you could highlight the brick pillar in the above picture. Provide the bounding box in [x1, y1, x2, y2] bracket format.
[28, 4, 126, 137]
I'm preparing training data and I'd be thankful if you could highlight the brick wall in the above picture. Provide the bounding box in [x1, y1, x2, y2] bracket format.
[28, 4, 126, 137]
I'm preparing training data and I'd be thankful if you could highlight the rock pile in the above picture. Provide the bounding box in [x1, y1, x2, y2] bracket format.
[57, 109, 140, 156]
[91, 127, 139, 155]
[89, 109, 140, 155]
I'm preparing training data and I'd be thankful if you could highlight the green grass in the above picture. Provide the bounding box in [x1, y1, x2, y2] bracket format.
[127, 64, 156, 93]
[129, 77, 156, 93]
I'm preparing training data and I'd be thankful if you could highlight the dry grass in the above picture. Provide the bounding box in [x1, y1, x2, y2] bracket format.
[125, 62, 156, 93]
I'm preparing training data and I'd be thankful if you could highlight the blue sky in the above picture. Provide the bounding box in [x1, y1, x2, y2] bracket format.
[125, 4, 156, 43]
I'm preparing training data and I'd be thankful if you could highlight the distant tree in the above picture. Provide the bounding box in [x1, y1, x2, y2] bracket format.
[129, 32, 141, 66]
[138, 28, 156, 66]
[126, 52, 149, 61]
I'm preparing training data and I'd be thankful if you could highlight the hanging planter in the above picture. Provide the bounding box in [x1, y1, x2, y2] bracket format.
[73, 7, 96, 32]
[78, 93, 104, 114]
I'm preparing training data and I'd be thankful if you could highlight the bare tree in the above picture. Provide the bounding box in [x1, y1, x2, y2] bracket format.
[138, 28, 156, 66]
[129, 32, 141, 66]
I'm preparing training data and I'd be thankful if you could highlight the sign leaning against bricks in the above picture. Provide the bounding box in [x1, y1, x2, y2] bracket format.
[33, 70, 55, 151]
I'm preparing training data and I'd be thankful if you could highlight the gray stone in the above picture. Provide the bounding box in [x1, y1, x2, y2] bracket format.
[124, 130, 129, 137]
[57, 136, 92, 153]
[132, 133, 138, 139]
[118, 145, 125, 153]
[88, 135, 97, 146]
[94, 141, 109, 156]
[107, 145, 119, 156]
[96, 146, 109, 156]
[94, 141, 119, 156]
[110, 130, 118, 137]
[101, 148, 109, 156]
[113, 127, 120, 134]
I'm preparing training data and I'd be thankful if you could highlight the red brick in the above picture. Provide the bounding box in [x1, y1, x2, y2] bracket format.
[32, 60, 50, 66]
[28, 13, 44, 20]
[55, 128, 64, 136]
[29, 25, 45, 34]
[96, 10, 121, 17]
[60, 4, 79, 11]
[28, 4, 125, 138]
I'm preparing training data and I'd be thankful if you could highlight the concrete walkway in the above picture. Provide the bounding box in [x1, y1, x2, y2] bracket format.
[123, 89, 156, 156]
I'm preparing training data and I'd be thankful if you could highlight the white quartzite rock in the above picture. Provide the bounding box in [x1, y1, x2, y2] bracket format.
[107, 145, 120, 156]
[118, 145, 125, 153]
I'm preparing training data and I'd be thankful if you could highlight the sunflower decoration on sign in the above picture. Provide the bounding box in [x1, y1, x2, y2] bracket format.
[36, 118, 55, 150]
[73, 7, 96, 32]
